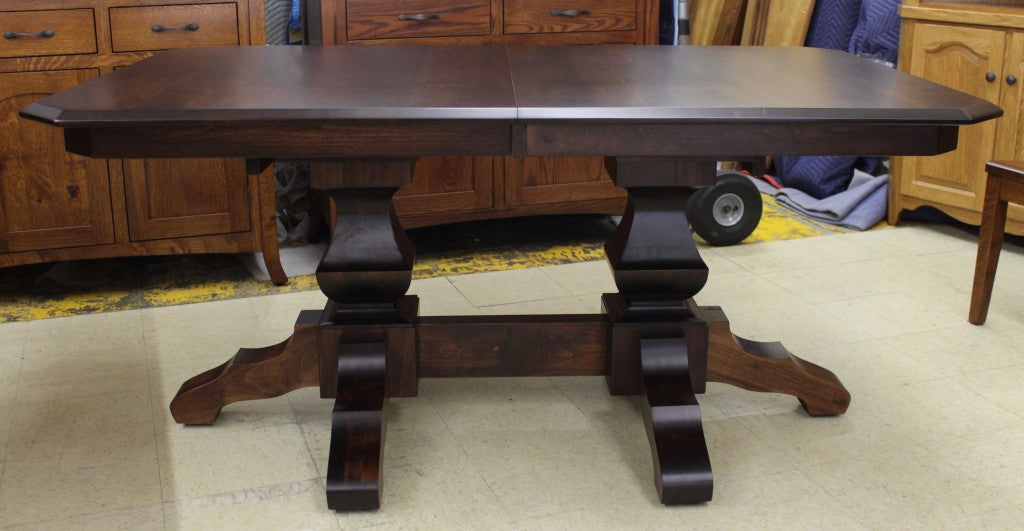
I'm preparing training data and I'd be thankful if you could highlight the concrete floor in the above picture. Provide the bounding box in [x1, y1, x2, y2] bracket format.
[1, 223, 1023, 529]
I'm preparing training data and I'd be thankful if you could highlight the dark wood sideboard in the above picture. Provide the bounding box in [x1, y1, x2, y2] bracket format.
[304, 0, 658, 227]
[0, 0, 286, 283]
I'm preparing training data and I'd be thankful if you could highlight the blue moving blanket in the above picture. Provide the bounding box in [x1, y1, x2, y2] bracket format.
[749, 171, 889, 231]
[775, 0, 902, 199]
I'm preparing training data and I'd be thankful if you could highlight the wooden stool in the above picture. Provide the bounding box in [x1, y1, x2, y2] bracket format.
[969, 161, 1024, 324]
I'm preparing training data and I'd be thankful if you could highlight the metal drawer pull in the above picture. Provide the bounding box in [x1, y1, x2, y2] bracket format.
[3, 29, 55, 39]
[1008, 75, 1018, 86]
[398, 13, 442, 21]
[151, 23, 200, 33]
[550, 9, 592, 16]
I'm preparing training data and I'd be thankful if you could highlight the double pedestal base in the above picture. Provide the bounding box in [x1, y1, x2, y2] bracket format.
[169, 295, 850, 510]
[169, 156, 850, 511]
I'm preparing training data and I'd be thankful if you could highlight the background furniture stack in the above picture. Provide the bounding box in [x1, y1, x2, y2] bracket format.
[0, 0, 287, 284]
[304, 0, 659, 228]
[891, 0, 1024, 235]
[689, 0, 815, 47]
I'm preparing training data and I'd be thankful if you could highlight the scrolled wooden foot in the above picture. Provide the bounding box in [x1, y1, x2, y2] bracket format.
[170, 310, 321, 425]
[326, 342, 387, 511]
[703, 306, 850, 416]
[640, 338, 713, 505]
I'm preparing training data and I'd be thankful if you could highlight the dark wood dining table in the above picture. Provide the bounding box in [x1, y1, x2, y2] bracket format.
[22, 44, 1001, 511]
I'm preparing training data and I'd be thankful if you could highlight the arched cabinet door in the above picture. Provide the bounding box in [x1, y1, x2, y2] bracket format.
[897, 23, 1004, 217]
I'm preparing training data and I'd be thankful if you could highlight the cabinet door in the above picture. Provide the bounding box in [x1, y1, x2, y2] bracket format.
[122, 157, 251, 241]
[0, 69, 114, 253]
[995, 31, 1024, 223]
[505, 156, 625, 208]
[901, 23, 1005, 212]
[394, 156, 493, 216]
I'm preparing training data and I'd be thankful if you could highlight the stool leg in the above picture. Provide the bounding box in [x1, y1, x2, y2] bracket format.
[970, 178, 1008, 325]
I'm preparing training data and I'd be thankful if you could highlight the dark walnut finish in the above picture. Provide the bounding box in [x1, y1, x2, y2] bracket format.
[307, 0, 660, 230]
[22, 44, 1001, 511]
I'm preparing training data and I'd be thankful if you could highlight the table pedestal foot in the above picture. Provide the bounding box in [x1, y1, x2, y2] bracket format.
[703, 306, 850, 416]
[640, 338, 713, 504]
[170, 310, 321, 425]
[326, 342, 387, 511]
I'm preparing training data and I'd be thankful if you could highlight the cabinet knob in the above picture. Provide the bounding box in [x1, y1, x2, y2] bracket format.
[1008, 75, 1018, 86]
[986, 72, 996, 83]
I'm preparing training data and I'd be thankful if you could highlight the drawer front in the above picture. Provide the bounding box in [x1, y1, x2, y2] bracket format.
[109, 3, 240, 52]
[0, 9, 97, 59]
[347, 0, 490, 40]
[504, 0, 634, 34]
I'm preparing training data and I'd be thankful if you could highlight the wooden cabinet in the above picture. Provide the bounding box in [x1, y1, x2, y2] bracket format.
[0, 0, 286, 284]
[0, 69, 113, 252]
[891, 1, 1024, 235]
[306, 0, 658, 227]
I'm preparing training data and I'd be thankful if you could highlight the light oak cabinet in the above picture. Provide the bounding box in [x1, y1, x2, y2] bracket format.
[306, 0, 658, 227]
[0, 0, 287, 283]
[891, 0, 1024, 234]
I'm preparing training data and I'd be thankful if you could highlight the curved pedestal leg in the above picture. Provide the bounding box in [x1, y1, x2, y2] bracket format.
[170, 310, 320, 425]
[703, 306, 851, 416]
[311, 160, 417, 512]
[326, 342, 387, 511]
[640, 338, 713, 504]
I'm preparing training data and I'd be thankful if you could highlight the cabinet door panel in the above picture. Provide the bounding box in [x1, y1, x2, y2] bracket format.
[123, 157, 250, 241]
[997, 31, 1024, 223]
[394, 156, 492, 216]
[0, 69, 114, 252]
[506, 156, 624, 207]
[902, 23, 1004, 211]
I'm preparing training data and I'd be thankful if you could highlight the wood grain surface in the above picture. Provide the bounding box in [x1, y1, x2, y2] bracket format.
[23, 45, 1000, 128]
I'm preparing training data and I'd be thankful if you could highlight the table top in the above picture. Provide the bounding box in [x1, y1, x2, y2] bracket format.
[19, 45, 1002, 160]
[24, 44, 1000, 127]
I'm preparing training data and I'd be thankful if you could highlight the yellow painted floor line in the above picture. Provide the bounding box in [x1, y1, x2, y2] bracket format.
[0, 196, 887, 322]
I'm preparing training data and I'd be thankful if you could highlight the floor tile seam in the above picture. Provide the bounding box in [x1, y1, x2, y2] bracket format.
[791, 467, 874, 529]
[732, 261, 808, 277]
[958, 360, 1024, 379]
[143, 368, 168, 514]
[0, 501, 166, 529]
[160, 479, 333, 525]
[152, 413, 303, 437]
[469, 291, 586, 309]
[881, 334, 1024, 378]
[547, 377, 600, 424]
[7, 383, 155, 412]
[751, 271, 903, 307]
[295, 418, 328, 478]
[861, 319, 976, 342]
[414, 277, 476, 307]
[2, 435, 160, 466]
[424, 399, 517, 523]
[0, 354, 24, 465]
[535, 265, 606, 298]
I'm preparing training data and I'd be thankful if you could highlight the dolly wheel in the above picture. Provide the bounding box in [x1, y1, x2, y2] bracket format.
[689, 170, 762, 246]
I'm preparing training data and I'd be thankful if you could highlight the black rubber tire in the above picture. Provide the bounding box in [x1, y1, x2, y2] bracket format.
[689, 171, 762, 246]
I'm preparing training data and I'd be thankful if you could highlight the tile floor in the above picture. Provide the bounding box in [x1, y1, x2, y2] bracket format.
[1, 223, 1023, 529]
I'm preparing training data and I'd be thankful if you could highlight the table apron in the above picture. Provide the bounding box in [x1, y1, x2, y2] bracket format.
[63, 122, 514, 159]
[518, 123, 960, 158]
[64, 122, 959, 161]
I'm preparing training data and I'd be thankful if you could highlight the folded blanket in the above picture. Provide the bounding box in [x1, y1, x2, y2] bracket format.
[749, 171, 889, 231]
